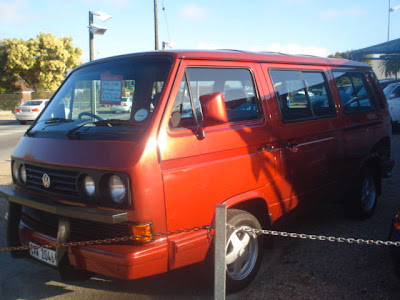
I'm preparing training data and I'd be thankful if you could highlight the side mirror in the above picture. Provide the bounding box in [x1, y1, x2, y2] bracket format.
[199, 92, 228, 127]
[390, 93, 396, 99]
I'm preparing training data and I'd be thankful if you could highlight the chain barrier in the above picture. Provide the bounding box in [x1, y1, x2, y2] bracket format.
[1, 223, 399, 253]
[0, 225, 213, 252]
[227, 224, 400, 247]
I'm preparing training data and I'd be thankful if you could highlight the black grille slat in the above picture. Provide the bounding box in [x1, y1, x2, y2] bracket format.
[21, 207, 130, 240]
[24, 163, 80, 199]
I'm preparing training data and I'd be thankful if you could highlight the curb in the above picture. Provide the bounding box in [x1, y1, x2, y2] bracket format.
[0, 120, 18, 125]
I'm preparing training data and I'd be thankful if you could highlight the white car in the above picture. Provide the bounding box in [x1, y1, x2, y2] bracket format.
[383, 83, 400, 124]
[14, 99, 49, 124]
[110, 97, 132, 113]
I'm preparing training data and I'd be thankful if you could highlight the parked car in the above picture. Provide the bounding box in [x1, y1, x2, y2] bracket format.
[14, 99, 49, 124]
[383, 83, 400, 124]
[389, 209, 400, 275]
[379, 78, 400, 90]
[0, 50, 394, 293]
[109, 97, 132, 113]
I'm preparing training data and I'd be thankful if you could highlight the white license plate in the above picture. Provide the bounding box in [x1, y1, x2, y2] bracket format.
[29, 242, 57, 266]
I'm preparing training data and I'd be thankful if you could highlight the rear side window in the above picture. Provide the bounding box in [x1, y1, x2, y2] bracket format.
[169, 68, 261, 129]
[333, 71, 377, 113]
[269, 70, 335, 123]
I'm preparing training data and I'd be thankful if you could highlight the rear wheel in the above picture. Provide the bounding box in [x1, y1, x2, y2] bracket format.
[353, 168, 378, 220]
[19, 121, 26, 125]
[225, 209, 263, 292]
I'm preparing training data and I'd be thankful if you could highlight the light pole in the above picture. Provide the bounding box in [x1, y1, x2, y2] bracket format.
[388, 0, 400, 41]
[89, 11, 112, 61]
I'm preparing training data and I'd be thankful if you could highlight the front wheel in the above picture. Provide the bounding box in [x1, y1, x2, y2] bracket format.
[225, 209, 263, 292]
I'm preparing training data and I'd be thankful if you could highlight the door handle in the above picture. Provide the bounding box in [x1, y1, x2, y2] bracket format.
[257, 145, 274, 151]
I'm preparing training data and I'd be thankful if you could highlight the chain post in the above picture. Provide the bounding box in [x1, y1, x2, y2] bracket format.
[214, 204, 227, 300]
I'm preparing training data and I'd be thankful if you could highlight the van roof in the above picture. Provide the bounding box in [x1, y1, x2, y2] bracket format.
[81, 49, 370, 69]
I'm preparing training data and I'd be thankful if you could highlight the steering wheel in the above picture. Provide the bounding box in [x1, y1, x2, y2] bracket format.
[78, 112, 103, 121]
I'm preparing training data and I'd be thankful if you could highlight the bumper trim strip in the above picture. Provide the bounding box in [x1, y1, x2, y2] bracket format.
[0, 185, 128, 224]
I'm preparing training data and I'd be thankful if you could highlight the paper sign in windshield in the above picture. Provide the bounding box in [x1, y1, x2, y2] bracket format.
[100, 73, 123, 105]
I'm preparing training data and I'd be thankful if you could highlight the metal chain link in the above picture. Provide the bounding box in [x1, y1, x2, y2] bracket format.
[227, 224, 400, 247]
[0, 225, 212, 253]
[2, 223, 400, 253]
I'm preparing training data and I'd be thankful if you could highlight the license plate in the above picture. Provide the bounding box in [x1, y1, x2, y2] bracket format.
[29, 242, 57, 266]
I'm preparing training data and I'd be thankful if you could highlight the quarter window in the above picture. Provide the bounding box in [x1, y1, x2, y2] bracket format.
[269, 70, 335, 122]
[169, 68, 261, 129]
[333, 71, 376, 113]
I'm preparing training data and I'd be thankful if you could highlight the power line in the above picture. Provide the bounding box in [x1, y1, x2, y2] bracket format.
[162, 0, 171, 42]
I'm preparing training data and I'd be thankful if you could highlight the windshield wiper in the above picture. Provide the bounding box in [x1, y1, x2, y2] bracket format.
[66, 119, 140, 139]
[93, 119, 142, 126]
[45, 118, 74, 124]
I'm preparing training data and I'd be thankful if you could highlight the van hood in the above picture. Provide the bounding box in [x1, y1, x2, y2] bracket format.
[12, 136, 144, 171]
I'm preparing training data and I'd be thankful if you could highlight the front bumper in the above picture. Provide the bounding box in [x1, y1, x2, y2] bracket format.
[0, 185, 168, 279]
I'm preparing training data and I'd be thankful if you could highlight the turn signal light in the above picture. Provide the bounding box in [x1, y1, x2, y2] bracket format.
[130, 223, 153, 242]
[14, 109, 20, 113]
[394, 213, 400, 231]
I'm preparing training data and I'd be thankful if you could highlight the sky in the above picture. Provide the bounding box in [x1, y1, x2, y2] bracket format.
[0, 0, 399, 63]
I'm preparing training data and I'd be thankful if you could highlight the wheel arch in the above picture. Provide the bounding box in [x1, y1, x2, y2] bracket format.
[224, 195, 272, 229]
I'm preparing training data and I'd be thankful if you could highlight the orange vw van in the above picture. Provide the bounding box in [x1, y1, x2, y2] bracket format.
[1, 50, 394, 291]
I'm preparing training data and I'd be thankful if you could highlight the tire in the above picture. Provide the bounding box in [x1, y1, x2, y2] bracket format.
[353, 168, 378, 220]
[19, 121, 26, 125]
[225, 209, 263, 292]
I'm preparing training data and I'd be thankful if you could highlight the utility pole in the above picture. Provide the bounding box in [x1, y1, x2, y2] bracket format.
[89, 12, 94, 61]
[388, 0, 391, 41]
[154, 0, 159, 50]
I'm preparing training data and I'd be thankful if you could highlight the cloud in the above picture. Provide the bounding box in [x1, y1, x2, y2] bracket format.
[79, 0, 135, 8]
[196, 42, 220, 49]
[180, 4, 208, 21]
[249, 43, 331, 57]
[0, 0, 27, 23]
[196, 42, 330, 57]
[318, 8, 365, 19]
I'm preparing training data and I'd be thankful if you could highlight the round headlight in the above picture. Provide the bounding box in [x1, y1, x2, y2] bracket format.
[109, 175, 126, 204]
[20, 165, 27, 183]
[12, 161, 19, 181]
[83, 176, 95, 197]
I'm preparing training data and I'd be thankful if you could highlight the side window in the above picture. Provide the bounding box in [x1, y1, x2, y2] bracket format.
[269, 70, 335, 123]
[169, 68, 261, 129]
[333, 71, 376, 113]
[393, 87, 400, 98]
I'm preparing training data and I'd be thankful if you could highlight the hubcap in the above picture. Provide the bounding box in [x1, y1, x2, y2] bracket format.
[225, 226, 258, 280]
[361, 175, 376, 212]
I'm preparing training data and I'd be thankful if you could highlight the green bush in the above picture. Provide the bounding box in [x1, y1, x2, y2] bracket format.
[0, 94, 20, 112]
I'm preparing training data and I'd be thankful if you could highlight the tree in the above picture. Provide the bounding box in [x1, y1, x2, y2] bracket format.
[1, 33, 82, 93]
[379, 56, 400, 79]
[328, 50, 372, 66]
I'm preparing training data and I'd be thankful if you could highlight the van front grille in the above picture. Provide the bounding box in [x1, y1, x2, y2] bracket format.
[25, 163, 79, 199]
[21, 206, 131, 240]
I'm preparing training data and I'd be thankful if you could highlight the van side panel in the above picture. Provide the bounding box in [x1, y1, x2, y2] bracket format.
[158, 60, 277, 269]
[261, 64, 344, 205]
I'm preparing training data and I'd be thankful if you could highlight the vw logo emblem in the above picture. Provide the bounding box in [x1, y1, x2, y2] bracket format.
[42, 173, 51, 189]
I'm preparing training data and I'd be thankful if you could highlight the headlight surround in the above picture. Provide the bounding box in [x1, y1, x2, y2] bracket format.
[12, 161, 19, 182]
[20, 165, 27, 183]
[83, 175, 95, 197]
[109, 175, 126, 204]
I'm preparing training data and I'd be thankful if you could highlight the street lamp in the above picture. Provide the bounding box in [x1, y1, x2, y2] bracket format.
[89, 11, 112, 61]
[162, 41, 175, 50]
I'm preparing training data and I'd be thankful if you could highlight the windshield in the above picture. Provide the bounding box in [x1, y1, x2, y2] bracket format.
[31, 56, 171, 139]
[383, 84, 397, 98]
[23, 100, 46, 106]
